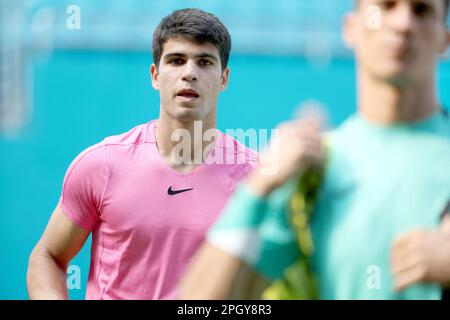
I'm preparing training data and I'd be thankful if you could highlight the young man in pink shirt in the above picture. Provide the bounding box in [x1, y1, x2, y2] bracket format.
[26, 8, 257, 300]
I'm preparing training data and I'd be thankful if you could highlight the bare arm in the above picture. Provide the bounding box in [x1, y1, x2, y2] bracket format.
[178, 242, 270, 300]
[27, 206, 90, 299]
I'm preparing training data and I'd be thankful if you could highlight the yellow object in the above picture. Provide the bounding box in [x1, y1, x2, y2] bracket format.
[262, 163, 325, 300]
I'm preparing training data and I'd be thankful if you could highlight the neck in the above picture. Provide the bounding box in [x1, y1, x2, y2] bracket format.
[155, 109, 217, 173]
[358, 71, 439, 125]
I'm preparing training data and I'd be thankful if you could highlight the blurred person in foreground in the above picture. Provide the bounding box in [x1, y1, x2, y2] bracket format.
[179, 0, 450, 299]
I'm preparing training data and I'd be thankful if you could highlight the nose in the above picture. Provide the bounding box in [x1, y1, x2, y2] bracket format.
[181, 60, 198, 82]
[387, 3, 416, 34]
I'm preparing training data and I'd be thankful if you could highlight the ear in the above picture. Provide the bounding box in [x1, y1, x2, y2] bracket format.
[220, 67, 230, 91]
[437, 28, 450, 56]
[343, 12, 358, 50]
[440, 215, 450, 234]
[150, 64, 159, 90]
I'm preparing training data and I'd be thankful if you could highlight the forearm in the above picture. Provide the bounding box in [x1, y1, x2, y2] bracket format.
[27, 247, 69, 300]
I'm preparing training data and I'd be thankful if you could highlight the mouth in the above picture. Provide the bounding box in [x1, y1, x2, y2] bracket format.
[176, 88, 200, 100]
[390, 44, 410, 56]
[385, 39, 413, 59]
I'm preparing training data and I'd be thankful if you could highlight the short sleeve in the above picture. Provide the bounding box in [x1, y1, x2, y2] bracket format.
[58, 144, 109, 231]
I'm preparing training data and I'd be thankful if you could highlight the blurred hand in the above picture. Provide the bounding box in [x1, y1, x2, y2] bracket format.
[390, 215, 450, 291]
[246, 115, 325, 196]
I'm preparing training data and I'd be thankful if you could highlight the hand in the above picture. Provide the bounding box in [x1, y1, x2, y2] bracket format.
[247, 116, 324, 196]
[390, 215, 450, 291]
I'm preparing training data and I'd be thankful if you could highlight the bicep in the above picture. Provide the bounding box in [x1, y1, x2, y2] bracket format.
[35, 206, 90, 267]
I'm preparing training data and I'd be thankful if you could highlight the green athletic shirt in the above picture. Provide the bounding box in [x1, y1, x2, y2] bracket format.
[207, 110, 450, 299]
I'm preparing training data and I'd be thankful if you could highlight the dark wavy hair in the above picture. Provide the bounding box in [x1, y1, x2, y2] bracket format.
[152, 8, 231, 70]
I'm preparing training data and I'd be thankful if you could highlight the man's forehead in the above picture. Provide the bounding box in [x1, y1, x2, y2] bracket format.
[161, 37, 220, 58]
[358, 0, 441, 7]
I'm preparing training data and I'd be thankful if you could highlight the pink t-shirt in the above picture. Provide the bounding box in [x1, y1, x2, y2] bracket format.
[58, 120, 257, 299]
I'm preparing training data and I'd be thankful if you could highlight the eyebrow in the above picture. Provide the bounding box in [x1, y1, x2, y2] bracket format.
[162, 52, 219, 62]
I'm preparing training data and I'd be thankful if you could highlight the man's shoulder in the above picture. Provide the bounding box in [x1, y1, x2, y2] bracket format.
[101, 120, 155, 148]
[209, 131, 258, 181]
[218, 131, 258, 166]
[322, 114, 366, 151]
[68, 121, 155, 170]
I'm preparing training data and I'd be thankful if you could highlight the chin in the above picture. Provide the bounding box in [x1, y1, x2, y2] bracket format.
[174, 110, 202, 122]
[373, 62, 417, 86]
[177, 100, 198, 108]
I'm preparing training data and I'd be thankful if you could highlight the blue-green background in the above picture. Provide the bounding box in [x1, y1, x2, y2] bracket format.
[1, 0, 450, 299]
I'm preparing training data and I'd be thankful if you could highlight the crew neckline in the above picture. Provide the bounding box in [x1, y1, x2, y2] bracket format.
[354, 110, 444, 133]
[148, 120, 222, 177]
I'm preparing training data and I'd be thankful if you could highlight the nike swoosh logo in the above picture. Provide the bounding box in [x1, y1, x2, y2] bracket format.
[167, 186, 194, 196]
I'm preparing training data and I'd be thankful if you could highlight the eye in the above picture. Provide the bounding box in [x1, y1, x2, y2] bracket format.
[379, 0, 397, 10]
[169, 58, 184, 65]
[199, 59, 213, 66]
[412, 2, 432, 17]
